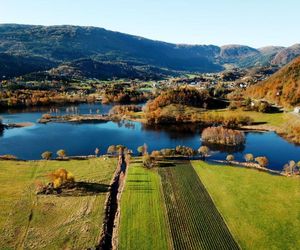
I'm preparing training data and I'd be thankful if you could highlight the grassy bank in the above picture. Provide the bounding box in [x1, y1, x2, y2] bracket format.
[192, 161, 300, 250]
[119, 158, 171, 250]
[0, 158, 117, 249]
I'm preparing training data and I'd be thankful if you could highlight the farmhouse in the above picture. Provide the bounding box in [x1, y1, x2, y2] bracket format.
[294, 107, 300, 113]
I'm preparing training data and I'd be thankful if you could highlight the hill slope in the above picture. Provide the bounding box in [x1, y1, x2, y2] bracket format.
[246, 56, 300, 107]
[0, 53, 56, 78]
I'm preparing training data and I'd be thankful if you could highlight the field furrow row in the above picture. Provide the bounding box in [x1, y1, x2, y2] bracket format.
[158, 161, 239, 250]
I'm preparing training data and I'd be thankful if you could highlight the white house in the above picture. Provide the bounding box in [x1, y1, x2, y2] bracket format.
[294, 107, 300, 113]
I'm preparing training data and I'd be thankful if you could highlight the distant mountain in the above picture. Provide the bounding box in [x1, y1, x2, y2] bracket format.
[219, 45, 260, 62]
[47, 59, 176, 80]
[219, 45, 291, 68]
[0, 24, 299, 79]
[271, 44, 300, 65]
[246, 55, 300, 107]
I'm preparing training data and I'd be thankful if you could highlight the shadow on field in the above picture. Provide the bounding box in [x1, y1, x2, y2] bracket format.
[128, 173, 147, 176]
[127, 187, 154, 192]
[54, 182, 110, 197]
[127, 180, 150, 183]
[127, 180, 154, 192]
[157, 161, 177, 168]
[251, 121, 267, 125]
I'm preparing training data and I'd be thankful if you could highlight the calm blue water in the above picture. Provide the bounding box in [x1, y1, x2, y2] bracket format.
[1, 103, 300, 171]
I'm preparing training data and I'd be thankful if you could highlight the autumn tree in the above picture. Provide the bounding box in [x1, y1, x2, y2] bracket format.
[41, 151, 52, 160]
[151, 150, 162, 158]
[160, 148, 176, 157]
[56, 149, 66, 159]
[289, 160, 296, 174]
[95, 147, 100, 157]
[198, 146, 209, 161]
[137, 143, 148, 156]
[143, 154, 154, 169]
[48, 169, 75, 188]
[137, 145, 145, 156]
[226, 154, 235, 163]
[107, 145, 117, 155]
[201, 126, 245, 146]
[175, 145, 196, 157]
[255, 156, 269, 168]
[283, 160, 297, 175]
[244, 153, 254, 162]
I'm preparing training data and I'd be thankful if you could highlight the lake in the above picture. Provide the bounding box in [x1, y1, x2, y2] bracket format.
[1, 103, 300, 171]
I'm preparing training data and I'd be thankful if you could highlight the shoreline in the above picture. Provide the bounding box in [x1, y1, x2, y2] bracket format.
[0, 155, 290, 176]
[4, 122, 35, 128]
[211, 159, 285, 176]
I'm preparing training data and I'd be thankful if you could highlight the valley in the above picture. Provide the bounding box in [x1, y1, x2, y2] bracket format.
[0, 8, 300, 249]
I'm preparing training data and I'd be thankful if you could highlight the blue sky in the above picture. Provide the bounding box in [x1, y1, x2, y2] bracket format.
[1, 0, 299, 47]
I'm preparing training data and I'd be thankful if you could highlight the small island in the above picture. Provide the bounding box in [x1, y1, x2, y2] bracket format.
[38, 113, 112, 124]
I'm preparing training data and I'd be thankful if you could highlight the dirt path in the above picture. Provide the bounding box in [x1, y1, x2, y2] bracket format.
[97, 153, 128, 250]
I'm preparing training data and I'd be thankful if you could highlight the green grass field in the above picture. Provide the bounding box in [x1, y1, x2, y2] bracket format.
[192, 161, 300, 250]
[0, 157, 117, 250]
[1, 157, 298, 250]
[119, 158, 172, 250]
[206, 109, 287, 127]
[158, 160, 239, 250]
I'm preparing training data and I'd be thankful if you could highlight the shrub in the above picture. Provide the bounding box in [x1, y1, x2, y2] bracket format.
[109, 105, 142, 116]
[151, 150, 162, 158]
[255, 156, 269, 168]
[0, 154, 18, 160]
[201, 126, 245, 146]
[41, 151, 52, 160]
[42, 113, 52, 119]
[175, 145, 197, 157]
[160, 148, 176, 157]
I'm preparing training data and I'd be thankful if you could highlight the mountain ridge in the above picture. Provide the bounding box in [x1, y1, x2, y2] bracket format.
[0, 24, 299, 78]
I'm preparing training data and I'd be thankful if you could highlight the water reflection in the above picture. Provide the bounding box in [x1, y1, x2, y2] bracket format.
[142, 123, 202, 139]
[202, 142, 245, 154]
